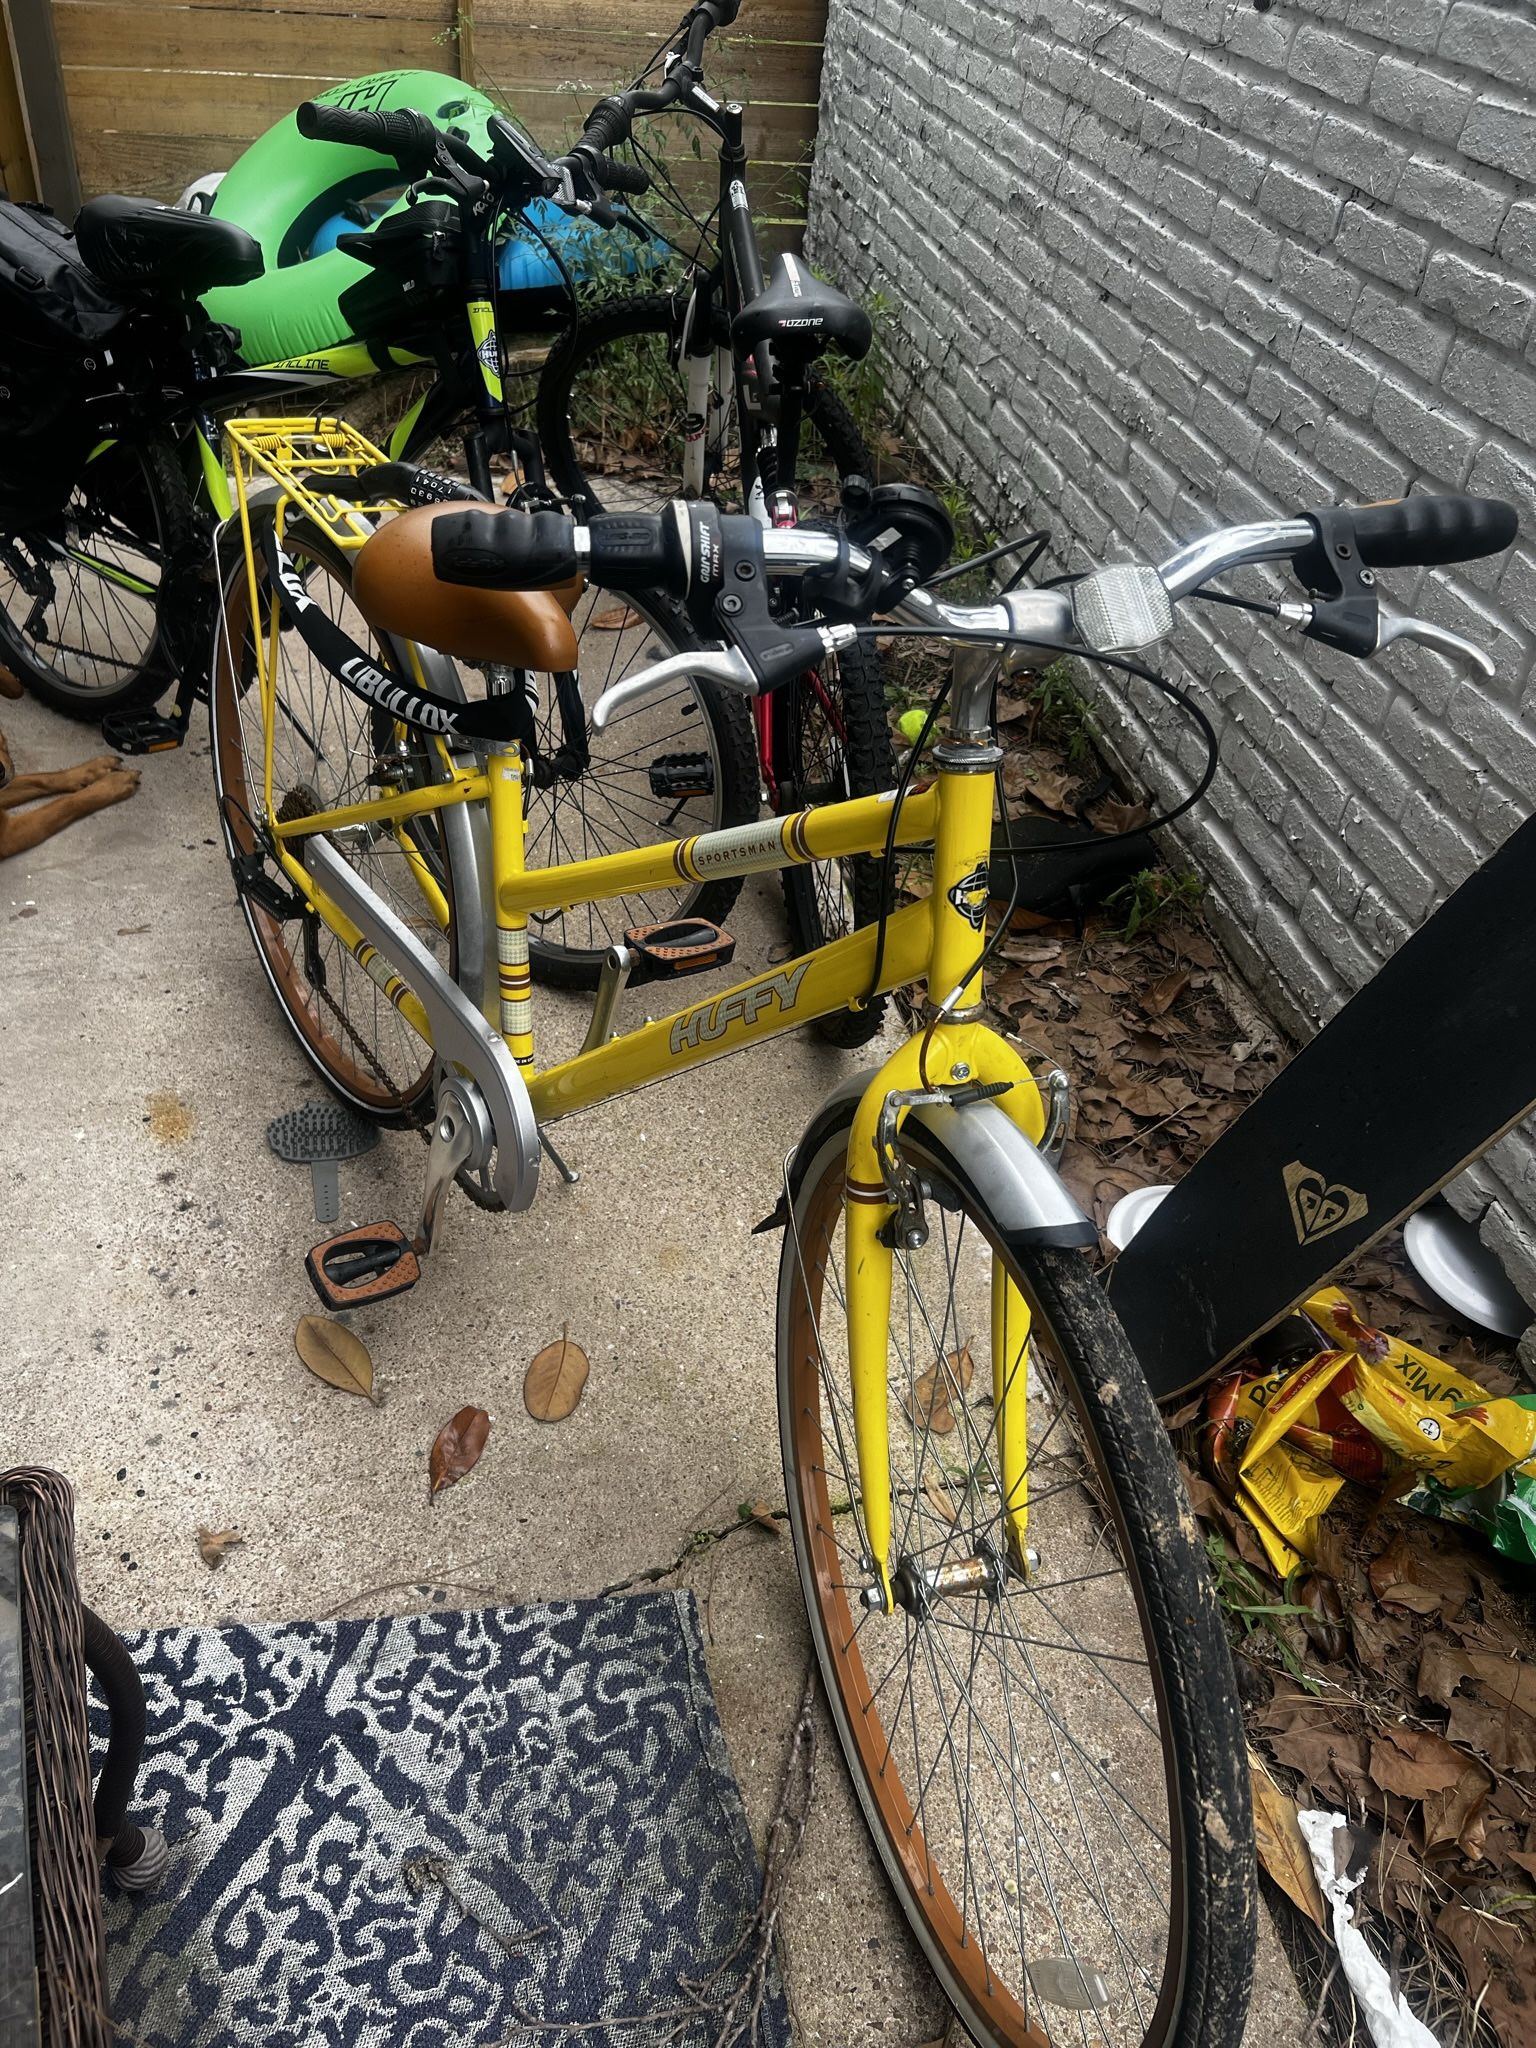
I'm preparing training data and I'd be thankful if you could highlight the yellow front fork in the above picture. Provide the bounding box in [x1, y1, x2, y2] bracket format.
[843, 760, 1041, 1610]
[844, 1021, 1044, 1611]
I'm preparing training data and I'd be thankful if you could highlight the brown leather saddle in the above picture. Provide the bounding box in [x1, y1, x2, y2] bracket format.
[352, 504, 583, 670]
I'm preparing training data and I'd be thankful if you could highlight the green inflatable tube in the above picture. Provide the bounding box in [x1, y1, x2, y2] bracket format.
[202, 69, 507, 367]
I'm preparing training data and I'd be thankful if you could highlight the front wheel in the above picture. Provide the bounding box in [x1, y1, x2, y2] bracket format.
[776, 1115, 1255, 2048]
[535, 292, 872, 518]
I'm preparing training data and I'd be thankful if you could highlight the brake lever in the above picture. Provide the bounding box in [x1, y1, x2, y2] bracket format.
[1280, 598, 1495, 678]
[1375, 608, 1495, 678]
[590, 647, 758, 731]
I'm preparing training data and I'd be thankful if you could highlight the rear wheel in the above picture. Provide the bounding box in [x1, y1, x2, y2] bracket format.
[210, 516, 460, 1123]
[777, 1116, 1255, 2048]
[0, 439, 186, 718]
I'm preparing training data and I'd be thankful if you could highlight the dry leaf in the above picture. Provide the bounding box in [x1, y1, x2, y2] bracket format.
[924, 1476, 959, 1525]
[1249, 1751, 1326, 1927]
[295, 1314, 377, 1402]
[523, 1326, 590, 1423]
[1445, 1692, 1536, 1777]
[1437, 1903, 1536, 2048]
[1092, 798, 1153, 835]
[947, 1344, 976, 1396]
[1456, 1648, 1536, 1721]
[1367, 1723, 1477, 1825]
[1120, 1079, 1184, 1119]
[1140, 970, 1190, 1017]
[591, 604, 641, 631]
[1171, 927, 1220, 968]
[1025, 768, 1080, 814]
[738, 1499, 782, 1538]
[196, 1526, 243, 1571]
[1368, 1531, 1471, 1620]
[905, 1371, 955, 1436]
[430, 1404, 492, 1496]
[1260, 1695, 1372, 1810]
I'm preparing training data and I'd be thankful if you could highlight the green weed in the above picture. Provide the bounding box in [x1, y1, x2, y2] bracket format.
[1204, 1532, 1318, 1687]
[1105, 866, 1204, 939]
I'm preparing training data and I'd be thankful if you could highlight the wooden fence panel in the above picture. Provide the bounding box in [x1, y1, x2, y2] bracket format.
[53, 0, 826, 240]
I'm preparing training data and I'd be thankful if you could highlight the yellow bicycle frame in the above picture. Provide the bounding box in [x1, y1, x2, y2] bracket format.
[229, 428, 1046, 1609]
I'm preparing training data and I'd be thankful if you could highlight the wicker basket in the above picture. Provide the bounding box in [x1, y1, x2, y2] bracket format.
[0, 1469, 112, 2048]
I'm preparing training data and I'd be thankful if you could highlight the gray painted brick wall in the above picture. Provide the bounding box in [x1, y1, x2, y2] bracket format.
[807, 0, 1536, 1310]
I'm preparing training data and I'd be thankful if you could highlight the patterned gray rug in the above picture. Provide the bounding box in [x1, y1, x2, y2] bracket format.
[99, 1592, 789, 2047]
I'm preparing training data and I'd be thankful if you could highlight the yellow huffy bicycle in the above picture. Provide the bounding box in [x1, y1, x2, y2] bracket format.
[208, 411, 1514, 2048]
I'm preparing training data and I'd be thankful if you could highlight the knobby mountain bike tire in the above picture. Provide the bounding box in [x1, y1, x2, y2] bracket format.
[774, 589, 895, 1048]
[777, 1113, 1255, 2048]
[0, 437, 189, 719]
[211, 515, 466, 1124]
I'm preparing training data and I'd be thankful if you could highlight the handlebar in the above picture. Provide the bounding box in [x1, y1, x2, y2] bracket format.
[298, 3, 732, 210]
[295, 98, 650, 220]
[567, 0, 733, 168]
[1320, 492, 1516, 571]
[428, 492, 1517, 710]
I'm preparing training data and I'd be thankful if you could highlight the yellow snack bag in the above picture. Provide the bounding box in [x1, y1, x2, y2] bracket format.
[1236, 1441, 1346, 1575]
[1305, 1286, 1536, 1491]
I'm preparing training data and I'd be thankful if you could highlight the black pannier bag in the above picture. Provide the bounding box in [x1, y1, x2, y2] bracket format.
[0, 199, 128, 525]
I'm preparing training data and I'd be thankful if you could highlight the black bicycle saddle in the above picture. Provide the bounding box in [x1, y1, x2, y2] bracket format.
[731, 251, 872, 361]
[74, 195, 263, 295]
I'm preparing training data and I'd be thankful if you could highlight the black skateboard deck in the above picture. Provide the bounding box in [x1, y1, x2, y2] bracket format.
[1109, 807, 1536, 1399]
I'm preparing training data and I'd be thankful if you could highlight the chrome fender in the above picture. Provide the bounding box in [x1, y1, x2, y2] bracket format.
[787, 1070, 1095, 1250]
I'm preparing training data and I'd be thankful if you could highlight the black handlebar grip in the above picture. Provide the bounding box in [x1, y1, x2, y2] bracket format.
[591, 154, 651, 196]
[295, 101, 438, 176]
[586, 513, 687, 594]
[1345, 495, 1519, 569]
[579, 97, 635, 156]
[430, 508, 580, 588]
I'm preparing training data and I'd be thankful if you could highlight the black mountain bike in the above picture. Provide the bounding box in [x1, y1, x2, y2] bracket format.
[0, 95, 759, 977]
[534, 1, 899, 1042]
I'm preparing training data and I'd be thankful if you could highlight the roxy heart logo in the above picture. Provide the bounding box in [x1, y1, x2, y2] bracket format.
[1282, 1160, 1369, 1246]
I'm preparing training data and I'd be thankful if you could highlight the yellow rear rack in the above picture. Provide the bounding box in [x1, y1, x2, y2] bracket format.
[223, 415, 402, 553]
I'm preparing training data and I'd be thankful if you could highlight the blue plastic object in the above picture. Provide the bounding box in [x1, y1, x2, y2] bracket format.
[304, 193, 664, 292]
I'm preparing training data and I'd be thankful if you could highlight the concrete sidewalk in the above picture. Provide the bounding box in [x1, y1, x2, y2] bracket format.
[1, 687, 1309, 2044]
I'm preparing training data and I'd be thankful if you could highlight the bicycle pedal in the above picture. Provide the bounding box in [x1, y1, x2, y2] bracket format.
[648, 752, 715, 800]
[100, 710, 186, 755]
[305, 1220, 420, 1310]
[623, 917, 736, 977]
